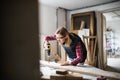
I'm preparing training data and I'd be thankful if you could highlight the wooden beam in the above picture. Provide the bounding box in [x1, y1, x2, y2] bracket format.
[40, 60, 120, 79]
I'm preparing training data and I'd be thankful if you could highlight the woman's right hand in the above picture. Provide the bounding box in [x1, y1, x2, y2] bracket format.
[60, 61, 70, 66]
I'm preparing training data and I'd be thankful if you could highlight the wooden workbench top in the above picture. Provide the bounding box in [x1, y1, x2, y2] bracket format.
[40, 60, 120, 79]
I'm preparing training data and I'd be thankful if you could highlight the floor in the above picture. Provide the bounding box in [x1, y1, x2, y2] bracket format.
[106, 57, 120, 72]
[105, 57, 120, 80]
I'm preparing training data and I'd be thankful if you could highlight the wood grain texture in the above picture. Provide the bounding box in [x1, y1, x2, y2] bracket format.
[40, 60, 120, 79]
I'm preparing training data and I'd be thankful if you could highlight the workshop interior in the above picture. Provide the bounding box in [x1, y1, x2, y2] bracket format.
[1, 0, 120, 80]
[39, 0, 120, 80]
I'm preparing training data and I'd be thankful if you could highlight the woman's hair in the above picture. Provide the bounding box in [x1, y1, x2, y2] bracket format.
[55, 27, 68, 37]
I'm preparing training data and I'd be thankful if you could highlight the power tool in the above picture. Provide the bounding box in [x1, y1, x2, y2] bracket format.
[43, 41, 51, 61]
[43, 41, 61, 62]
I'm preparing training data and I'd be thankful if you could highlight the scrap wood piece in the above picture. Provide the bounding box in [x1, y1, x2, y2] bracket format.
[50, 74, 83, 80]
[50, 74, 66, 80]
[56, 69, 68, 75]
[40, 60, 120, 79]
[66, 74, 83, 80]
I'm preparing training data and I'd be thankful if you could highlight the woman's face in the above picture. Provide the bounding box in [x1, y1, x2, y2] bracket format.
[55, 34, 67, 45]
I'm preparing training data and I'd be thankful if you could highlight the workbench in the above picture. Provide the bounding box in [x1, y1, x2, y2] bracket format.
[40, 60, 120, 80]
[40, 66, 96, 80]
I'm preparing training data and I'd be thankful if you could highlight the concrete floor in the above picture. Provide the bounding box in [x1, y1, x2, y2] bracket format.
[105, 58, 120, 73]
[105, 57, 120, 80]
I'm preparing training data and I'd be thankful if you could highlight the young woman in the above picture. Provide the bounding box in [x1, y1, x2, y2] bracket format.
[44, 27, 87, 66]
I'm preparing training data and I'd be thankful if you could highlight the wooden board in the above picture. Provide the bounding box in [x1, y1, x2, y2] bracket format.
[40, 60, 120, 79]
[56, 69, 68, 75]
[50, 74, 66, 80]
[50, 73, 83, 80]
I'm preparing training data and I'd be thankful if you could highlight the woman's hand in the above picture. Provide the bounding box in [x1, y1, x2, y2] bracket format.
[60, 61, 70, 66]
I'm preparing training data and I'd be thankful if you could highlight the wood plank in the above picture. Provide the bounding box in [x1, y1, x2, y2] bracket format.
[56, 69, 68, 75]
[40, 60, 120, 79]
[50, 74, 83, 80]
[50, 74, 66, 80]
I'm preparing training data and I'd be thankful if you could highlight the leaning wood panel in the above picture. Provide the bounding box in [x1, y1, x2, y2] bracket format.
[83, 36, 97, 66]
[40, 60, 120, 79]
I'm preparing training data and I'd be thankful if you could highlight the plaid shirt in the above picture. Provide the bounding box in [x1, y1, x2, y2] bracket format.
[70, 42, 84, 66]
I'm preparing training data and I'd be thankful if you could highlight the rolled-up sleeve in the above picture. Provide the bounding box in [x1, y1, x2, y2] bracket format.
[70, 43, 83, 66]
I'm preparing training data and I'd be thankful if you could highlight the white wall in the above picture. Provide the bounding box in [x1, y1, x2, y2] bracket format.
[39, 4, 57, 60]
[39, 4, 57, 35]
[39, 4, 67, 60]
[106, 20, 120, 53]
